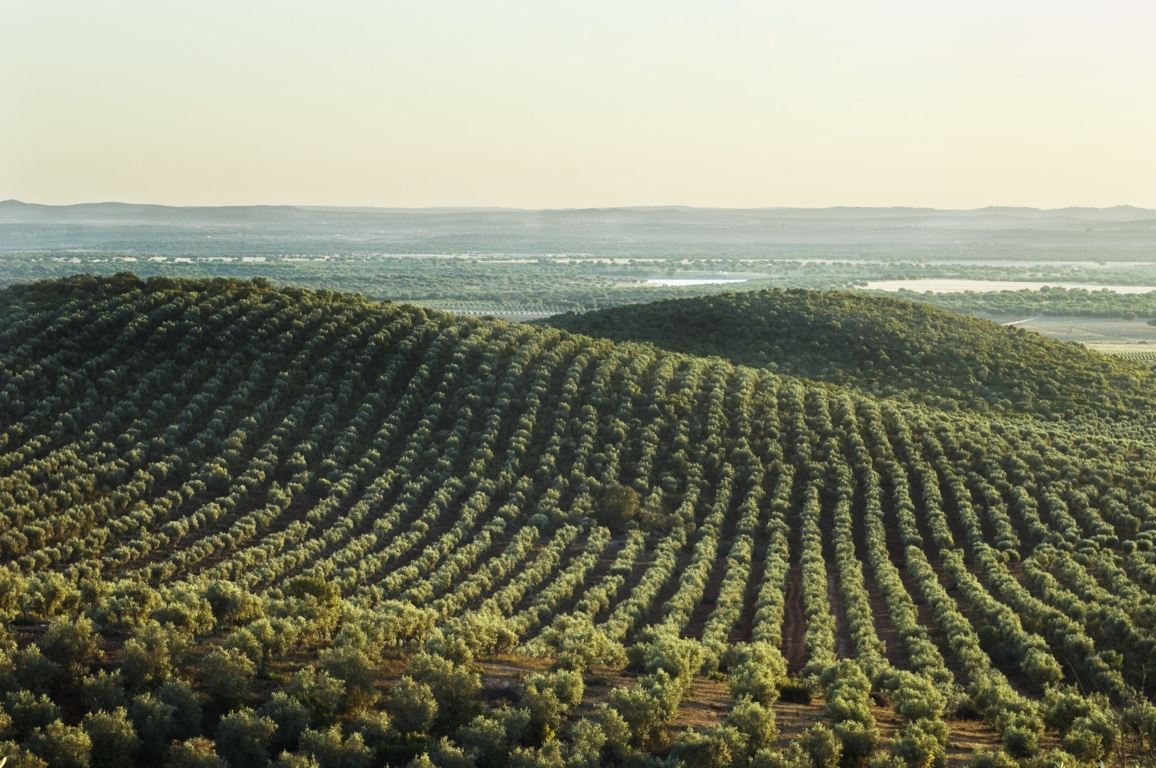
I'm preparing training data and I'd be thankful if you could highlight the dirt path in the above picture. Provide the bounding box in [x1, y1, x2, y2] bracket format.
[847, 493, 911, 670]
[827, 571, 855, 659]
[862, 570, 911, 671]
[783, 565, 806, 674]
[731, 542, 766, 644]
[684, 538, 733, 640]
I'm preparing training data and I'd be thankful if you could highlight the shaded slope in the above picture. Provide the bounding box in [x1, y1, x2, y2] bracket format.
[542, 288, 1156, 416]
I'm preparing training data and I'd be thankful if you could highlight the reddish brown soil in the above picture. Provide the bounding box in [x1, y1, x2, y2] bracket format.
[783, 565, 806, 673]
[684, 539, 733, 640]
[827, 571, 855, 659]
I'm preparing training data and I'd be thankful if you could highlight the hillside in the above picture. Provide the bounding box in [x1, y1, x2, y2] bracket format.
[0, 275, 1154, 766]
[542, 289, 1156, 417]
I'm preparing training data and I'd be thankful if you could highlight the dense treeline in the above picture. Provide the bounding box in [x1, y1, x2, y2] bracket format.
[7, 247, 1156, 321]
[542, 289, 1156, 417]
[0, 275, 1155, 767]
[892, 286, 1156, 321]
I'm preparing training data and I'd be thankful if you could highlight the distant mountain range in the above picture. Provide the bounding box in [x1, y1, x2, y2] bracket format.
[4, 199, 1156, 222]
[4, 199, 1155, 257]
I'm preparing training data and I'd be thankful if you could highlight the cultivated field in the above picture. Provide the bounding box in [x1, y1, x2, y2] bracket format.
[1, 276, 1154, 766]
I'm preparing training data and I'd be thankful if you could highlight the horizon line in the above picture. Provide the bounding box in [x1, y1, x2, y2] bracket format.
[3, 199, 1154, 215]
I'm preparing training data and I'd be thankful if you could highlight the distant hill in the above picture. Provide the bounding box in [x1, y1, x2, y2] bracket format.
[4, 199, 1155, 228]
[542, 289, 1156, 417]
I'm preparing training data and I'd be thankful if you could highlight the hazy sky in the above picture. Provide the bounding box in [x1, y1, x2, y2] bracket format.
[3, 1, 1154, 208]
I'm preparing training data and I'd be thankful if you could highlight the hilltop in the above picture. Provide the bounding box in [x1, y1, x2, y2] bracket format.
[542, 289, 1156, 418]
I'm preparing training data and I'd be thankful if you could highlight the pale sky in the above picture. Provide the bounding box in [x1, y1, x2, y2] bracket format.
[2, 1, 1154, 209]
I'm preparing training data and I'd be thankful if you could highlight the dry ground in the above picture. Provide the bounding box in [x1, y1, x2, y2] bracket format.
[976, 314, 1156, 347]
[473, 656, 1008, 767]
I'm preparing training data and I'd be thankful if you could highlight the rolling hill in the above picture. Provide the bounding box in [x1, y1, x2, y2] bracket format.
[542, 289, 1156, 418]
[0, 275, 1153, 767]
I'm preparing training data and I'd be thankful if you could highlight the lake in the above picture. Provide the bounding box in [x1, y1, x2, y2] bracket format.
[646, 278, 749, 286]
[863, 279, 1156, 294]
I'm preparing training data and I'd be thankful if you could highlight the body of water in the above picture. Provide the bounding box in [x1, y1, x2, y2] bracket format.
[645, 278, 749, 286]
[864, 279, 1156, 294]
